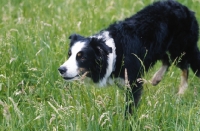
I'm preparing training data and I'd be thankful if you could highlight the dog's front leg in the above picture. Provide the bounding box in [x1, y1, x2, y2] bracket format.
[125, 82, 143, 117]
[124, 68, 143, 117]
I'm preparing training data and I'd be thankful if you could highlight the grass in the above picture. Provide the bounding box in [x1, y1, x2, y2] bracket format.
[0, 0, 200, 130]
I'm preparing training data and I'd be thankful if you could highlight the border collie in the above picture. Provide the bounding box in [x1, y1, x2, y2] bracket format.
[58, 0, 200, 115]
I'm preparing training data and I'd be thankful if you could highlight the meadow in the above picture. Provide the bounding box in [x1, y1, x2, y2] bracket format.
[0, 0, 200, 130]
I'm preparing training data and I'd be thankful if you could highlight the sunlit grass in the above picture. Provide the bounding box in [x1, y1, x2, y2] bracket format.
[0, 0, 200, 130]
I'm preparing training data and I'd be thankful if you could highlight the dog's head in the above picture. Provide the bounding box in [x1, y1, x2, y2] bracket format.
[58, 34, 112, 81]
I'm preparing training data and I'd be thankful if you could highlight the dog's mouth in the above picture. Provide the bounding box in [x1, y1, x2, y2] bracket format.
[63, 71, 90, 81]
[63, 75, 79, 80]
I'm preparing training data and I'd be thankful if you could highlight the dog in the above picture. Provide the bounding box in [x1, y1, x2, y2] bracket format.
[58, 0, 200, 115]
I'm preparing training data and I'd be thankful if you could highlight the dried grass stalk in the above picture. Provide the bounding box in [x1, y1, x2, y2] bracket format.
[125, 68, 131, 89]
[79, 71, 89, 81]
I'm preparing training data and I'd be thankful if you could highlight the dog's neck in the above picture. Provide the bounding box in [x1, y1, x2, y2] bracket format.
[91, 31, 117, 87]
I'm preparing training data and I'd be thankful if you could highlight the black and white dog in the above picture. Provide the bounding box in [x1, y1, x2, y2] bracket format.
[58, 0, 200, 114]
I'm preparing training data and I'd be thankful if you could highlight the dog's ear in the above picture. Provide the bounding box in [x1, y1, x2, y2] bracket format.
[69, 34, 85, 46]
[89, 37, 112, 55]
[69, 34, 84, 41]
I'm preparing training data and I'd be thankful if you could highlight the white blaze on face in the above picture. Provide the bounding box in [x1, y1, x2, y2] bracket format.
[60, 41, 86, 78]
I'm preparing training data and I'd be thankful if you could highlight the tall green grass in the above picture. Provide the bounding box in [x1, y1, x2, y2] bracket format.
[0, 0, 200, 130]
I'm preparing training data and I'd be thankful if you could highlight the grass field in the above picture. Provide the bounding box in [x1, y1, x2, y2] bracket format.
[0, 0, 200, 130]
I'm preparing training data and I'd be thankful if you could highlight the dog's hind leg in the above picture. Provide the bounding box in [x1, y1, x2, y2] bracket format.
[189, 46, 200, 77]
[151, 58, 170, 86]
[178, 45, 200, 94]
[178, 68, 189, 95]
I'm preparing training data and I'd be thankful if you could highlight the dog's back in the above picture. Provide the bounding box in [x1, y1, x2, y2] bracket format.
[108, 0, 199, 75]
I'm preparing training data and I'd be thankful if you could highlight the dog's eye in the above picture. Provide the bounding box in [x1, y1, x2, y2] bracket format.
[77, 51, 85, 61]
[77, 52, 82, 57]
[68, 51, 71, 56]
[77, 51, 83, 58]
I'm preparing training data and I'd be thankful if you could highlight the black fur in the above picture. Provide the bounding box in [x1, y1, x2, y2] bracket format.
[88, 37, 112, 82]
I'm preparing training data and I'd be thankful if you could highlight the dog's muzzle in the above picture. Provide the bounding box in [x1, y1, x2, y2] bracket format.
[58, 66, 79, 80]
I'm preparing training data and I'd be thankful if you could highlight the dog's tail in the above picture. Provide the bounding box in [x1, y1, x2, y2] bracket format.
[189, 46, 200, 77]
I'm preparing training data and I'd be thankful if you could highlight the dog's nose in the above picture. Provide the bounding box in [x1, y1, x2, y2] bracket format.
[58, 66, 67, 74]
